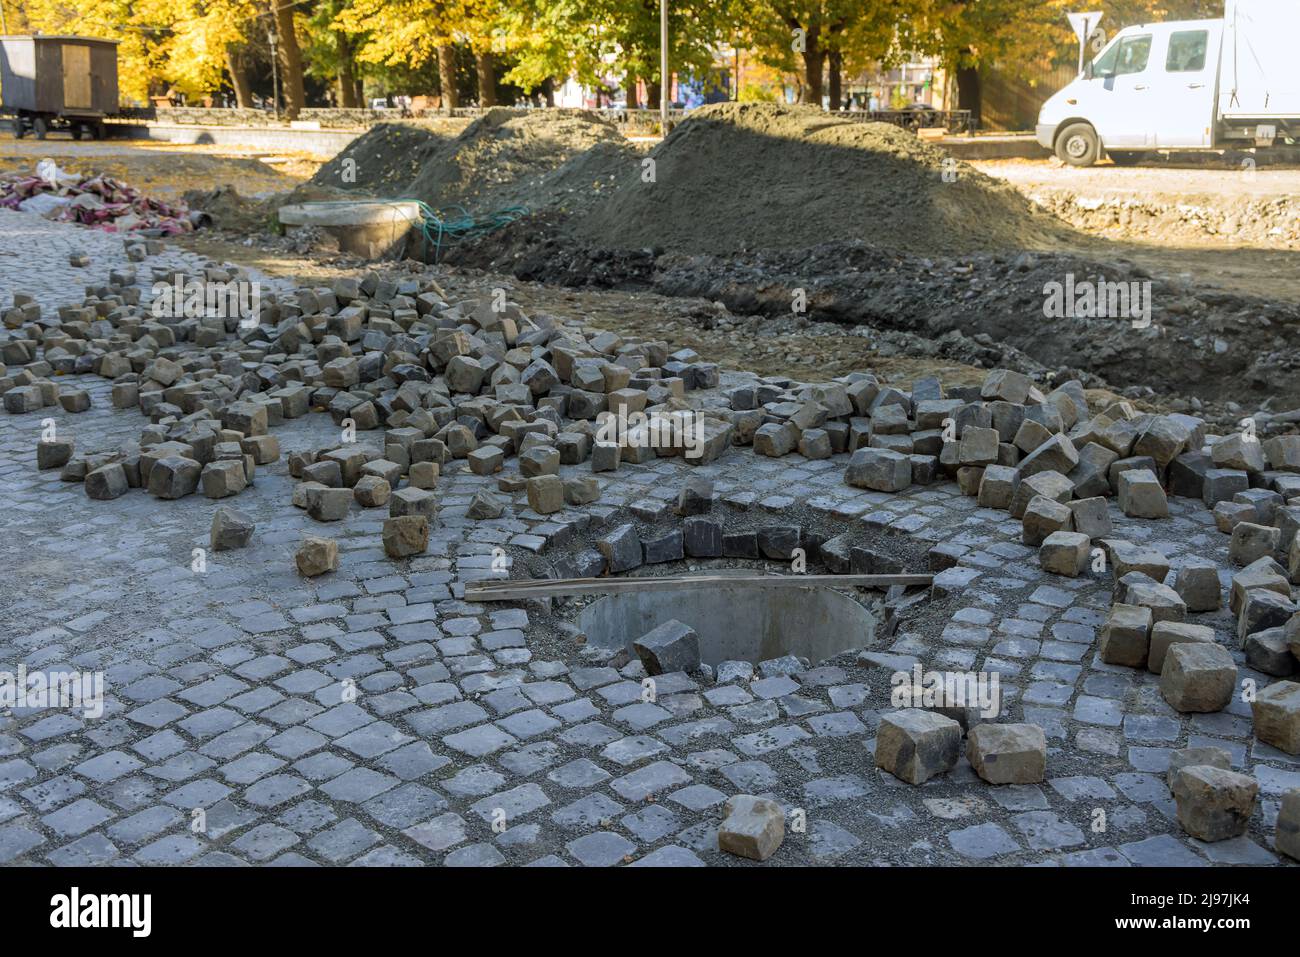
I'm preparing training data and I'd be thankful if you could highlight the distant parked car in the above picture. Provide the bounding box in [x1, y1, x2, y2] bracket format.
[369, 98, 391, 110]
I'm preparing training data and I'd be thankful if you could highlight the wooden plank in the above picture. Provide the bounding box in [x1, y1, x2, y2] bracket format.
[465, 572, 932, 602]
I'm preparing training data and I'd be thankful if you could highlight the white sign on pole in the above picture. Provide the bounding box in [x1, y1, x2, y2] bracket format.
[1067, 11, 1104, 73]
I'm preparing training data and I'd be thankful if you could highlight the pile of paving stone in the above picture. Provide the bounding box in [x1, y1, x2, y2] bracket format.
[2, 258, 743, 575]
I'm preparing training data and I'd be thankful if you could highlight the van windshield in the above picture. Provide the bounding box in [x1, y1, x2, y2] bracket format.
[1092, 34, 1152, 77]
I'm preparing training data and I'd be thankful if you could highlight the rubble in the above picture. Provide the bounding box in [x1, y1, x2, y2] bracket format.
[1, 166, 198, 234]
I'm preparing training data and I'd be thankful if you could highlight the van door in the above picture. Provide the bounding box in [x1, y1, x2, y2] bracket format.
[1152, 24, 1222, 146]
[1090, 31, 1157, 147]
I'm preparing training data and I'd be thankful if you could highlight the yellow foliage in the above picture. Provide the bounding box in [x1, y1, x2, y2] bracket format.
[12, 0, 257, 102]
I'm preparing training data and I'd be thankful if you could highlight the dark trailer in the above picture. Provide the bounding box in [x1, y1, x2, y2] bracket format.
[0, 34, 119, 139]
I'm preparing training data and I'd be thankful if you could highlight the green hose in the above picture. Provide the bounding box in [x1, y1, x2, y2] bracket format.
[389, 199, 530, 263]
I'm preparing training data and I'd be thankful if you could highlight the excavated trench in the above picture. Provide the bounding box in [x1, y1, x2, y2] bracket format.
[579, 581, 877, 667]
[441, 216, 1300, 408]
[508, 503, 931, 669]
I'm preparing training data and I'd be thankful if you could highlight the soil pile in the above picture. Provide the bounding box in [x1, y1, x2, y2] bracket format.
[184, 182, 355, 232]
[509, 140, 641, 215]
[403, 108, 626, 213]
[312, 123, 450, 194]
[573, 102, 1074, 255]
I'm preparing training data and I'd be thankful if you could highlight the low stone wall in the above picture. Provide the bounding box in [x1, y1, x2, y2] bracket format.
[151, 107, 468, 130]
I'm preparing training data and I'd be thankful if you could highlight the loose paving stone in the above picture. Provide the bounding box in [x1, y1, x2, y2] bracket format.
[632, 619, 701, 676]
[875, 709, 961, 785]
[1160, 643, 1236, 713]
[718, 794, 785, 861]
[967, 723, 1048, 785]
[1252, 681, 1300, 754]
[1171, 765, 1259, 842]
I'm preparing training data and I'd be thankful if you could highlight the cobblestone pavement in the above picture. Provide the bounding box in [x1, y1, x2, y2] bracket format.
[0, 212, 1296, 868]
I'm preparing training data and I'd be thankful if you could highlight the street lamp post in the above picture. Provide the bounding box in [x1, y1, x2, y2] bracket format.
[660, 0, 669, 131]
[268, 27, 281, 120]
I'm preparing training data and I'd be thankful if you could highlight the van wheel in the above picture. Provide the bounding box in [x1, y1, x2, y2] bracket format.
[1109, 150, 1142, 166]
[1056, 122, 1099, 167]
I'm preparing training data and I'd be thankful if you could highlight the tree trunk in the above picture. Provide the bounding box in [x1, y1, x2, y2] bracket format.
[955, 63, 981, 128]
[336, 32, 360, 108]
[626, 76, 638, 109]
[476, 50, 497, 106]
[799, 25, 823, 106]
[225, 47, 253, 108]
[646, 80, 661, 110]
[828, 50, 842, 111]
[438, 45, 460, 109]
[273, 1, 306, 119]
[541, 77, 555, 107]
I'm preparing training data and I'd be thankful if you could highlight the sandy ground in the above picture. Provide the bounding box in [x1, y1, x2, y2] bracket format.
[973, 157, 1300, 304]
[0, 139, 321, 201]
[972, 157, 1300, 201]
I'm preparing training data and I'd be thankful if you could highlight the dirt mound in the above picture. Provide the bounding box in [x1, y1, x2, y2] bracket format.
[572, 102, 1074, 256]
[312, 123, 451, 194]
[403, 108, 625, 213]
[185, 181, 354, 233]
[508, 140, 641, 215]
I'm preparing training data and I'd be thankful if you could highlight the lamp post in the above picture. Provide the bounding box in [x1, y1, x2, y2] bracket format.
[660, 0, 669, 131]
[267, 26, 281, 119]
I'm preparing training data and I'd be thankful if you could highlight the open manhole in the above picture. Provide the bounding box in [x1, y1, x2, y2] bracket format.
[578, 579, 878, 667]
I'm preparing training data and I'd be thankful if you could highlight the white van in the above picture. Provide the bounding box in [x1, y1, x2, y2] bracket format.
[1036, 0, 1300, 165]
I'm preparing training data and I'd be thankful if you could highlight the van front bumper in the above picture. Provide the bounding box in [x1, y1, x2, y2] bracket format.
[1035, 123, 1056, 150]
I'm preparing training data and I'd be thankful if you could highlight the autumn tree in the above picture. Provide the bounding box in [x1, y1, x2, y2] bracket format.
[739, 1, 916, 108]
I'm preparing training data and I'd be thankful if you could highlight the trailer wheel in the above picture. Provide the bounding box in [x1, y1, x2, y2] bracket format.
[92, 122, 106, 141]
[32, 116, 49, 140]
[1108, 150, 1142, 166]
[1055, 122, 1099, 167]
[70, 124, 84, 141]
[12, 119, 25, 140]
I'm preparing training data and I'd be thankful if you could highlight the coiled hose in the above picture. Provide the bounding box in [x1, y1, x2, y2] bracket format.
[395, 200, 530, 263]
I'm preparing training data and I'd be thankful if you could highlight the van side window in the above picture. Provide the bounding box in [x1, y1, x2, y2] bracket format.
[1166, 30, 1208, 72]
[1092, 34, 1152, 77]
[1115, 35, 1152, 75]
